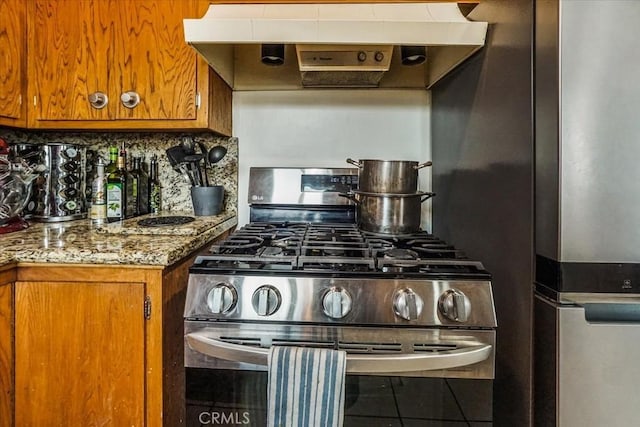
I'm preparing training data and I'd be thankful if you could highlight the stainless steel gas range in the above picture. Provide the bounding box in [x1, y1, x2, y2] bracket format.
[184, 167, 496, 426]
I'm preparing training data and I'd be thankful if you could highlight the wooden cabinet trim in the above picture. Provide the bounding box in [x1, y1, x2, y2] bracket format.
[17, 264, 163, 283]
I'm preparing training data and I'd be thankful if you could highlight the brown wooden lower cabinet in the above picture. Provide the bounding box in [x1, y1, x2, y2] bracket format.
[11, 251, 198, 427]
[15, 280, 146, 426]
[0, 266, 15, 427]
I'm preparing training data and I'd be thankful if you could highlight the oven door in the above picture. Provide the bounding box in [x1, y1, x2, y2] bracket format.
[185, 322, 495, 426]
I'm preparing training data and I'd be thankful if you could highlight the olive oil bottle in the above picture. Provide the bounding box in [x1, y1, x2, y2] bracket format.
[90, 157, 108, 225]
[105, 145, 119, 176]
[106, 150, 128, 222]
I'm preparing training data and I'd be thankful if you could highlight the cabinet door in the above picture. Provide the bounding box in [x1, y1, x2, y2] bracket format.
[114, 0, 199, 121]
[28, 0, 113, 122]
[0, 282, 12, 427]
[0, 0, 26, 126]
[15, 281, 146, 426]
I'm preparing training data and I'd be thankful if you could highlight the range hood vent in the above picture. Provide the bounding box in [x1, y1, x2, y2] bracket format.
[297, 44, 393, 87]
[183, 3, 488, 90]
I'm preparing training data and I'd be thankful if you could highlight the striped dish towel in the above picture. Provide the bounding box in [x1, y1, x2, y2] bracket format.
[267, 346, 347, 427]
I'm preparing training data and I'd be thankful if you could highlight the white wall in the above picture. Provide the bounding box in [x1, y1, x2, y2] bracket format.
[233, 89, 431, 228]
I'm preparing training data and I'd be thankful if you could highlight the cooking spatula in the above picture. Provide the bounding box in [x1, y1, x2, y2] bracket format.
[166, 145, 195, 186]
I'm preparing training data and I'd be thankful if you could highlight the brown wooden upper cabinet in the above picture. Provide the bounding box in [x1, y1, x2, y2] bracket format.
[26, 0, 231, 135]
[210, 0, 477, 3]
[0, 0, 27, 128]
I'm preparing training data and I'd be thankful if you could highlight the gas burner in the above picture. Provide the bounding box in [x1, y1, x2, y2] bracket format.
[383, 248, 419, 260]
[257, 247, 284, 257]
[210, 236, 265, 253]
[301, 243, 370, 259]
[416, 260, 487, 276]
[378, 249, 421, 272]
[196, 253, 298, 271]
[306, 224, 362, 242]
[297, 256, 376, 272]
[360, 229, 426, 240]
[242, 222, 308, 234]
[412, 246, 461, 258]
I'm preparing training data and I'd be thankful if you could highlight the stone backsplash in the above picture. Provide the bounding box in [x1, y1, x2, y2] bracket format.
[0, 129, 238, 215]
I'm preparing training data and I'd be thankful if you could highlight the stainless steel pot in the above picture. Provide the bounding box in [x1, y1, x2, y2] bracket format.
[341, 190, 434, 235]
[346, 158, 432, 194]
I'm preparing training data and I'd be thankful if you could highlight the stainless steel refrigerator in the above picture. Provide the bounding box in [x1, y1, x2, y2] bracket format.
[535, 1, 640, 425]
[433, 0, 640, 425]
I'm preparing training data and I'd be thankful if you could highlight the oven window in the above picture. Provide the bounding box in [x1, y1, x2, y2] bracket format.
[186, 368, 493, 426]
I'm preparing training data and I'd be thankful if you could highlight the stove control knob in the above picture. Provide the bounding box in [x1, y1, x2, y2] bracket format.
[322, 287, 352, 319]
[252, 285, 281, 316]
[206, 284, 237, 314]
[393, 288, 424, 321]
[438, 289, 471, 322]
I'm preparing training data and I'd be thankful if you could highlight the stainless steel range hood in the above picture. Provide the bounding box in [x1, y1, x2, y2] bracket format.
[183, 3, 488, 90]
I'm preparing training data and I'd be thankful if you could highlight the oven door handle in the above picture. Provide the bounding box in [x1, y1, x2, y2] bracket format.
[185, 332, 492, 374]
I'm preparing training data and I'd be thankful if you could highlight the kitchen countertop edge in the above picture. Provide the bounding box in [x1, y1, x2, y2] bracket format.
[0, 214, 237, 268]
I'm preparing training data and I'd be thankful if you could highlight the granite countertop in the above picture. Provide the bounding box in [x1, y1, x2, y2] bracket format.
[0, 211, 236, 267]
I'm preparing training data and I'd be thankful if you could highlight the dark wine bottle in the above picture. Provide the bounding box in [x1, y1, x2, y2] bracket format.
[132, 156, 149, 215]
[148, 155, 161, 214]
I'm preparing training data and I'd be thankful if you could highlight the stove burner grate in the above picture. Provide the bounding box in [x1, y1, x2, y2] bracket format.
[198, 254, 298, 271]
[297, 256, 376, 271]
[198, 222, 489, 277]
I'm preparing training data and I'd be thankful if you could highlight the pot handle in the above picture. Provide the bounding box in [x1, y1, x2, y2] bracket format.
[420, 192, 436, 203]
[338, 192, 359, 204]
[346, 158, 363, 168]
[414, 161, 433, 170]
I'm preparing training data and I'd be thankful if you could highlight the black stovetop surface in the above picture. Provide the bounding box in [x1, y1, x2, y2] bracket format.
[190, 222, 491, 280]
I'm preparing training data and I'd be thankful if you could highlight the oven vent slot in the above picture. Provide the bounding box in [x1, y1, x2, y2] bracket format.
[271, 339, 334, 349]
[216, 337, 463, 355]
[413, 343, 459, 353]
[338, 341, 403, 354]
[219, 336, 262, 347]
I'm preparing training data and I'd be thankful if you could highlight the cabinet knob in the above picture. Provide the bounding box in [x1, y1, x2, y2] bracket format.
[120, 91, 141, 109]
[88, 92, 108, 109]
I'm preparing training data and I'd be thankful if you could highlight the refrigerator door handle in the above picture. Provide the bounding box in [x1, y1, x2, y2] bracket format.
[564, 299, 640, 324]
[582, 303, 640, 324]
